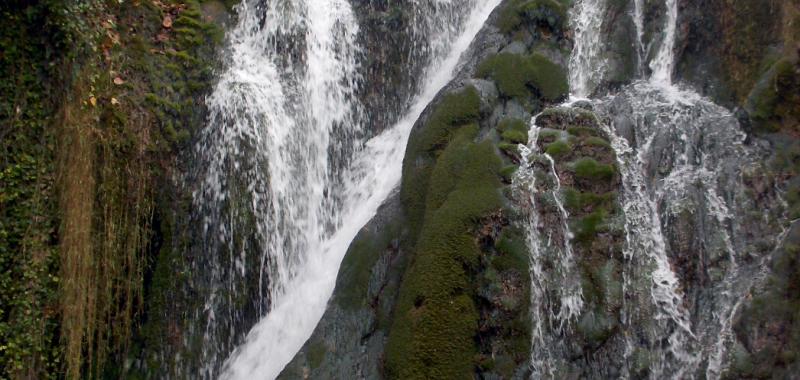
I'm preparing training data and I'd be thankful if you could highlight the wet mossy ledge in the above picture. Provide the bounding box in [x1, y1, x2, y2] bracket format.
[386, 78, 539, 378]
[511, 105, 626, 371]
[497, 0, 569, 37]
[283, 1, 575, 377]
[0, 0, 229, 378]
[477, 52, 568, 101]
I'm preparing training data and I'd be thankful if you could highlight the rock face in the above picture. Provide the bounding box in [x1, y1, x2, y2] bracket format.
[519, 106, 626, 378]
[283, 0, 800, 379]
[283, 0, 573, 378]
[279, 193, 410, 379]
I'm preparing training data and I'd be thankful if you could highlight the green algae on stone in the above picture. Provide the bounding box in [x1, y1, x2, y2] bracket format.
[545, 140, 572, 158]
[386, 122, 504, 379]
[496, 0, 568, 35]
[573, 157, 616, 181]
[750, 58, 800, 134]
[401, 86, 482, 234]
[477, 53, 568, 101]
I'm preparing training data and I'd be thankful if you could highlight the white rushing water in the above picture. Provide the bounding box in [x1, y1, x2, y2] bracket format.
[514, 113, 585, 377]
[199, 1, 503, 379]
[193, 0, 362, 376]
[567, 0, 607, 97]
[516, 0, 782, 378]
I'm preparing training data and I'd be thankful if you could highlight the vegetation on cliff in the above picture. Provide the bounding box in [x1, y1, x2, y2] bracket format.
[0, 0, 226, 377]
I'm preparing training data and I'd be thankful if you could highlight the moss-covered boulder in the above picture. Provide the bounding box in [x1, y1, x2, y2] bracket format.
[477, 52, 569, 101]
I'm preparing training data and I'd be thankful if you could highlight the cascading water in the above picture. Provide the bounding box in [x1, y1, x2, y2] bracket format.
[188, 0, 502, 378]
[515, 0, 788, 378]
[567, 0, 607, 98]
[514, 115, 585, 377]
[191, 1, 362, 376]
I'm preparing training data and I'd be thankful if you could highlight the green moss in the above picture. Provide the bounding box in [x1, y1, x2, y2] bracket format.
[502, 129, 528, 144]
[545, 140, 571, 158]
[335, 218, 403, 310]
[563, 188, 615, 214]
[477, 53, 567, 101]
[477, 53, 534, 99]
[751, 58, 800, 134]
[498, 118, 529, 144]
[567, 126, 601, 137]
[573, 157, 616, 181]
[499, 165, 519, 183]
[498, 142, 521, 157]
[307, 341, 327, 369]
[573, 209, 607, 244]
[584, 136, 611, 147]
[402, 86, 481, 234]
[528, 53, 569, 101]
[387, 122, 503, 379]
[493, 227, 529, 273]
[496, 0, 568, 35]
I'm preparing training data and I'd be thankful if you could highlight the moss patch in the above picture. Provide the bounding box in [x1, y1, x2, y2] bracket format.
[387, 118, 503, 378]
[477, 53, 568, 101]
[545, 140, 572, 158]
[750, 58, 800, 134]
[573, 157, 616, 181]
[498, 118, 530, 144]
[401, 87, 482, 234]
[496, 0, 568, 35]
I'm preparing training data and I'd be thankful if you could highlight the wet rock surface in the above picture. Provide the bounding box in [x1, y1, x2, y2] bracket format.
[283, 0, 572, 377]
[284, 0, 800, 378]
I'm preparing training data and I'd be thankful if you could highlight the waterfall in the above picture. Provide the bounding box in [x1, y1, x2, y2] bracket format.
[649, 0, 678, 85]
[515, 0, 786, 378]
[514, 114, 585, 377]
[192, 1, 362, 376]
[567, 0, 607, 98]
[189, 0, 502, 378]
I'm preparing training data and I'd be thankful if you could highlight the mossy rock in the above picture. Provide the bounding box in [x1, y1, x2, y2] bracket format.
[494, 227, 529, 273]
[573, 209, 607, 245]
[572, 157, 616, 181]
[402, 86, 482, 232]
[544, 140, 571, 158]
[537, 107, 598, 130]
[500, 165, 519, 183]
[387, 121, 503, 379]
[498, 118, 530, 144]
[477, 53, 568, 101]
[496, 0, 568, 35]
[563, 188, 615, 215]
[750, 58, 800, 134]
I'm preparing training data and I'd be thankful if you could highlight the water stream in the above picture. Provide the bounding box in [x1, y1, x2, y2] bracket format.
[515, 0, 785, 378]
[190, 0, 502, 378]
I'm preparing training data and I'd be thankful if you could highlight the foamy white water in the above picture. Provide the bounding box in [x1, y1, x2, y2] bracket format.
[568, 0, 607, 97]
[649, 0, 678, 85]
[216, 1, 502, 378]
[515, 0, 781, 377]
[193, 0, 362, 376]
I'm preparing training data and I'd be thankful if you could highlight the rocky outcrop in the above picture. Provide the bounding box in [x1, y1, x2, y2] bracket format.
[285, 0, 800, 379]
[282, 1, 584, 378]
